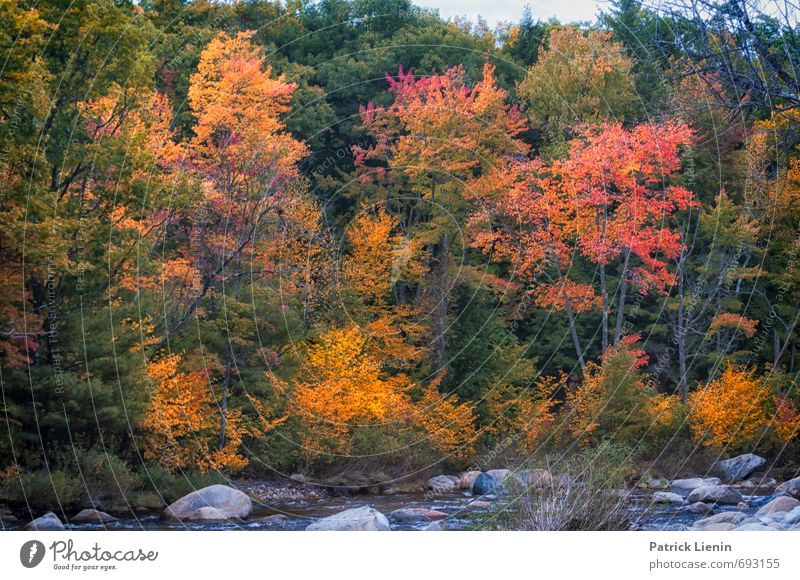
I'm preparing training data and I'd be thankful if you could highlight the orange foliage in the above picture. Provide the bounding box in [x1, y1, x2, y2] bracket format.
[143, 353, 284, 473]
[707, 313, 759, 339]
[688, 366, 771, 448]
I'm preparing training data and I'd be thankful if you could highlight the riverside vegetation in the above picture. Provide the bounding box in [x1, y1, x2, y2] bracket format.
[1, 0, 799, 530]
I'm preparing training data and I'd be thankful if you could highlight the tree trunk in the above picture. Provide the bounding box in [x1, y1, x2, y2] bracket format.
[554, 255, 586, 372]
[676, 257, 688, 401]
[219, 356, 232, 451]
[599, 262, 609, 353]
[613, 247, 631, 345]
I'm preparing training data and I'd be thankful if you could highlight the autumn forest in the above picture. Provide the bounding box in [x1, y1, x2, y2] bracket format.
[1, 0, 800, 527]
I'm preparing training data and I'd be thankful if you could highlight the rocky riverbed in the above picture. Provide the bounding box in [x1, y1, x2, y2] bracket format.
[6, 454, 800, 532]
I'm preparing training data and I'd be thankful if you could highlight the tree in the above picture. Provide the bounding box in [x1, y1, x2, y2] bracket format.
[517, 27, 638, 140]
[354, 62, 528, 369]
[469, 121, 696, 368]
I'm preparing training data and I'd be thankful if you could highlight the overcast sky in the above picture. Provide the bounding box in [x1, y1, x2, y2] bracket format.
[415, 0, 612, 25]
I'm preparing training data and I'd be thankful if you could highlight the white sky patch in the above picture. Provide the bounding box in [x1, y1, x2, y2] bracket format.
[415, 0, 609, 25]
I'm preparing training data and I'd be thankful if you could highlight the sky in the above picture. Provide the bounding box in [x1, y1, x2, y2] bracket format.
[414, 0, 612, 25]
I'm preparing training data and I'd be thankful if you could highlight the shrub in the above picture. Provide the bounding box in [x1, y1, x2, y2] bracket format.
[565, 343, 676, 450]
[1, 469, 83, 510]
[486, 443, 635, 531]
[138, 463, 228, 503]
[688, 366, 772, 450]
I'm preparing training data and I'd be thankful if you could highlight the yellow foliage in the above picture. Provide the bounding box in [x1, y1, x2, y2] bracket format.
[290, 325, 475, 460]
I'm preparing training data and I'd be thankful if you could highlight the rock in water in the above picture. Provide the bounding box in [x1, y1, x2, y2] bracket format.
[670, 477, 721, 496]
[427, 475, 457, 492]
[755, 495, 800, 516]
[389, 507, 447, 522]
[306, 506, 390, 531]
[162, 484, 253, 522]
[26, 512, 65, 531]
[776, 476, 800, 499]
[71, 509, 118, 523]
[471, 472, 496, 496]
[687, 485, 743, 505]
[652, 491, 684, 505]
[682, 502, 714, 515]
[712, 453, 766, 483]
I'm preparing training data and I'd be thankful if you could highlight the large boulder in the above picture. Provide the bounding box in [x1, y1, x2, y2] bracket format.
[458, 471, 482, 490]
[471, 472, 497, 496]
[486, 469, 510, 485]
[670, 477, 721, 496]
[26, 512, 65, 531]
[306, 506, 390, 531]
[687, 485, 743, 505]
[755, 495, 800, 516]
[162, 485, 253, 522]
[776, 476, 800, 499]
[389, 507, 447, 522]
[427, 475, 458, 492]
[71, 509, 118, 523]
[712, 454, 767, 483]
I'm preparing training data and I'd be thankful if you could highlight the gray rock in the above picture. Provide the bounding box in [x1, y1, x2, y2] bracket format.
[694, 511, 748, 527]
[712, 454, 766, 483]
[26, 512, 65, 531]
[782, 506, 800, 526]
[682, 502, 714, 515]
[423, 520, 446, 531]
[471, 472, 497, 496]
[652, 491, 684, 505]
[162, 484, 253, 522]
[776, 476, 800, 499]
[687, 485, 743, 505]
[755, 495, 800, 515]
[735, 502, 750, 511]
[427, 475, 458, 492]
[306, 506, 390, 531]
[467, 500, 491, 510]
[259, 514, 289, 524]
[697, 522, 736, 531]
[389, 507, 447, 522]
[71, 509, 118, 523]
[670, 477, 721, 496]
[735, 523, 772, 531]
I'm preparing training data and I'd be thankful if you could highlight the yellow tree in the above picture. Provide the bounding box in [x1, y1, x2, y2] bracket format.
[517, 27, 637, 139]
